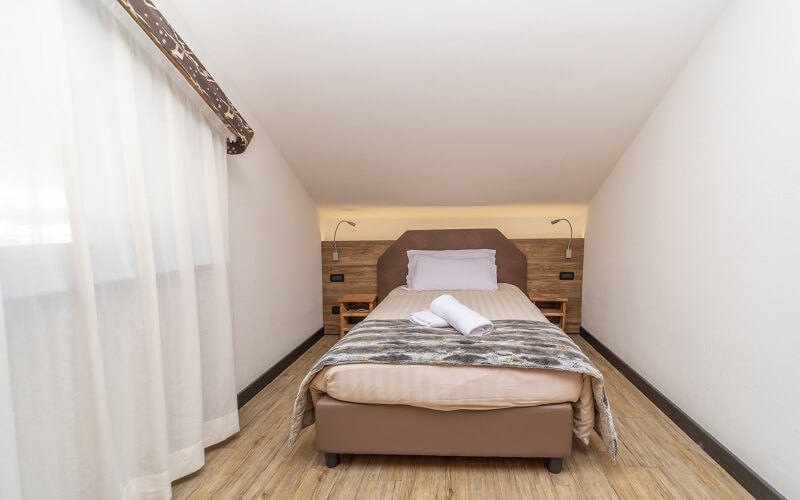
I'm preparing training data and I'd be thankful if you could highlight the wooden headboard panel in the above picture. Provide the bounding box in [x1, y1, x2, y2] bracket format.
[376, 228, 528, 302]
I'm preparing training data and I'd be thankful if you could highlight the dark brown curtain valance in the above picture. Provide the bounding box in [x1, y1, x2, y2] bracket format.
[117, 0, 254, 154]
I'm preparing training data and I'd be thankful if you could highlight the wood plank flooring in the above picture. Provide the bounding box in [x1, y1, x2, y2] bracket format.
[173, 335, 752, 499]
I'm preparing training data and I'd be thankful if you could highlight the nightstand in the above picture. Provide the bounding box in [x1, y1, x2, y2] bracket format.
[338, 293, 377, 337]
[530, 295, 568, 330]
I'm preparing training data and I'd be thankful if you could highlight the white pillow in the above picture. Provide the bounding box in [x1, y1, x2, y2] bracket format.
[406, 249, 495, 288]
[408, 255, 498, 291]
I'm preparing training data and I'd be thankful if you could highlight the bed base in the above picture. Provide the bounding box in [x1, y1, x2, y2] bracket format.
[314, 395, 572, 474]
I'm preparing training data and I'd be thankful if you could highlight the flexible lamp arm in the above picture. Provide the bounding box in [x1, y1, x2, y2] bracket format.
[550, 218, 573, 258]
[333, 220, 356, 261]
[333, 221, 343, 255]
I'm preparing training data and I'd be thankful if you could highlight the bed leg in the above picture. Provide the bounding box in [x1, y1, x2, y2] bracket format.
[325, 453, 340, 468]
[546, 457, 563, 474]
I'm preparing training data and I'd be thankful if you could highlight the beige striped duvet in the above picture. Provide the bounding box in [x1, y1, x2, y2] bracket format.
[310, 284, 594, 439]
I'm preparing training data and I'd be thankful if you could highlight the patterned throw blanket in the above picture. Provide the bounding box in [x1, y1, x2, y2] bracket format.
[289, 319, 618, 460]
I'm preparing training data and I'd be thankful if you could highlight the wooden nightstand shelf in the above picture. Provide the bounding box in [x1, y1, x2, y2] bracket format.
[338, 293, 377, 337]
[530, 295, 568, 330]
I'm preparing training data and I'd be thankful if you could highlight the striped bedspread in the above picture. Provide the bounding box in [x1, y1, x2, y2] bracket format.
[289, 319, 618, 461]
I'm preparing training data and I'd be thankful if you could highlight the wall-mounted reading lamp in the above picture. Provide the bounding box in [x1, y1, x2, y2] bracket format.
[551, 218, 573, 259]
[333, 220, 356, 262]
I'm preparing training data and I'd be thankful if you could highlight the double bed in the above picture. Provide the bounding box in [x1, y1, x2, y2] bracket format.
[290, 229, 617, 474]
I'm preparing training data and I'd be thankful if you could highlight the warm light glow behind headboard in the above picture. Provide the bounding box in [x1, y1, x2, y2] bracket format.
[318, 205, 588, 241]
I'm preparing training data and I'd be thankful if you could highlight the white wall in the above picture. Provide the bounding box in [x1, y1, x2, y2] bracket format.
[583, 1, 799, 497]
[228, 124, 322, 391]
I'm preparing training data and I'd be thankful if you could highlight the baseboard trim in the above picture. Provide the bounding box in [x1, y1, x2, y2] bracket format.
[579, 326, 784, 500]
[237, 326, 325, 409]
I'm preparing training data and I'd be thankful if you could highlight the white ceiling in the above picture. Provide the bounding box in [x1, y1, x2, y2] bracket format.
[161, 0, 727, 206]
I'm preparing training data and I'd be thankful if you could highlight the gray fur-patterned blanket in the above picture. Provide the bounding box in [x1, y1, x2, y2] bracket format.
[289, 319, 617, 461]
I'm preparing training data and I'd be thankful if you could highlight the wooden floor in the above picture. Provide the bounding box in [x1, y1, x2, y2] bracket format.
[173, 335, 752, 499]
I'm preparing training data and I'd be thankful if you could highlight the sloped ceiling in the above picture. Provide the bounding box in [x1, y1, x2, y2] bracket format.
[160, 0, 726, 206]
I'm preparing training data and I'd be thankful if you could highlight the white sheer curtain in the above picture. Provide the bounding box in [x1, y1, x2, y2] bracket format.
[0, 1, 239, 498]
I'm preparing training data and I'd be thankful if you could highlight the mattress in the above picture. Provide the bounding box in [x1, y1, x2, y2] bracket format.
[311, 284, 594, 438]
[367, 283, 549, 322]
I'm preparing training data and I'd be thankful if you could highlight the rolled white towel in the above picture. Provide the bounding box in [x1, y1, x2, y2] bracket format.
[409, 309, 450, 328]
[429, 294, 493, 337]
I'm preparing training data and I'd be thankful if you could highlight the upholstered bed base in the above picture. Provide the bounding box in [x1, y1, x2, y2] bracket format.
[314, 395, 572, 473]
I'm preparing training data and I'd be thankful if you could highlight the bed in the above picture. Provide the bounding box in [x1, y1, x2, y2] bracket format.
[289, 229, 617, 474]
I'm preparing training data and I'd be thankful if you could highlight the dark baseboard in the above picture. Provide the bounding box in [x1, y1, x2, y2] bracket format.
[579, 327, 785, 500]
[237, 326, 325, 409]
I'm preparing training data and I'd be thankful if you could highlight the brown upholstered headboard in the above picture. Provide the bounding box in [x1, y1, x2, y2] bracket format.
[376, 228, 527, 302]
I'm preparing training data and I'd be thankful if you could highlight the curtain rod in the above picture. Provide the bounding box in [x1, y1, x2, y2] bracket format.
[116, 0, 254, 154]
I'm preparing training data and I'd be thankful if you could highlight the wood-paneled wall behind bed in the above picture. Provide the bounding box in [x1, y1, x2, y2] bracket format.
[315, 228, 574, 474]
[321, 236, 584, 333]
